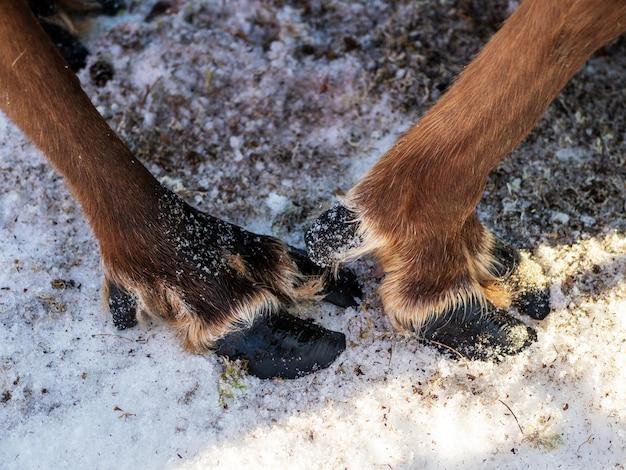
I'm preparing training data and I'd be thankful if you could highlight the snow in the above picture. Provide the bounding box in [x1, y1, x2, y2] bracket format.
[265, 192, 291, 215]
[1, 1, 626, 469]
[555, 147, 588, 164]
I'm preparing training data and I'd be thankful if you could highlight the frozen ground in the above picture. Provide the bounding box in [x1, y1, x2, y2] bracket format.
[1, 1, 625, 468]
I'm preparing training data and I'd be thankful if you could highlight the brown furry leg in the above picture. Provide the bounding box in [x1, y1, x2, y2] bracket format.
[354, 212, 510, 332]
[306, 202, 540, 359]
[100, 191, 313, 349]
[98, 190, 352, 378]
[302, 0, 626, 358]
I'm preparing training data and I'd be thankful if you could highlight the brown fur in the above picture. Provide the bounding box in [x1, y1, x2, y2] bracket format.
[0, 0, 320, 350]
[347, 0, 626, 329]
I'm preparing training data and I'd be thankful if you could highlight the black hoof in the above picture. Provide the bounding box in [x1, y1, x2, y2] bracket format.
[513, 287, 551, 320]
[288, 246, 361, 308]
[421, 299, 537, 361]
[305, 204, 362, 268]
[214, 311, 346, 379]
[107, 281, 137, 330]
